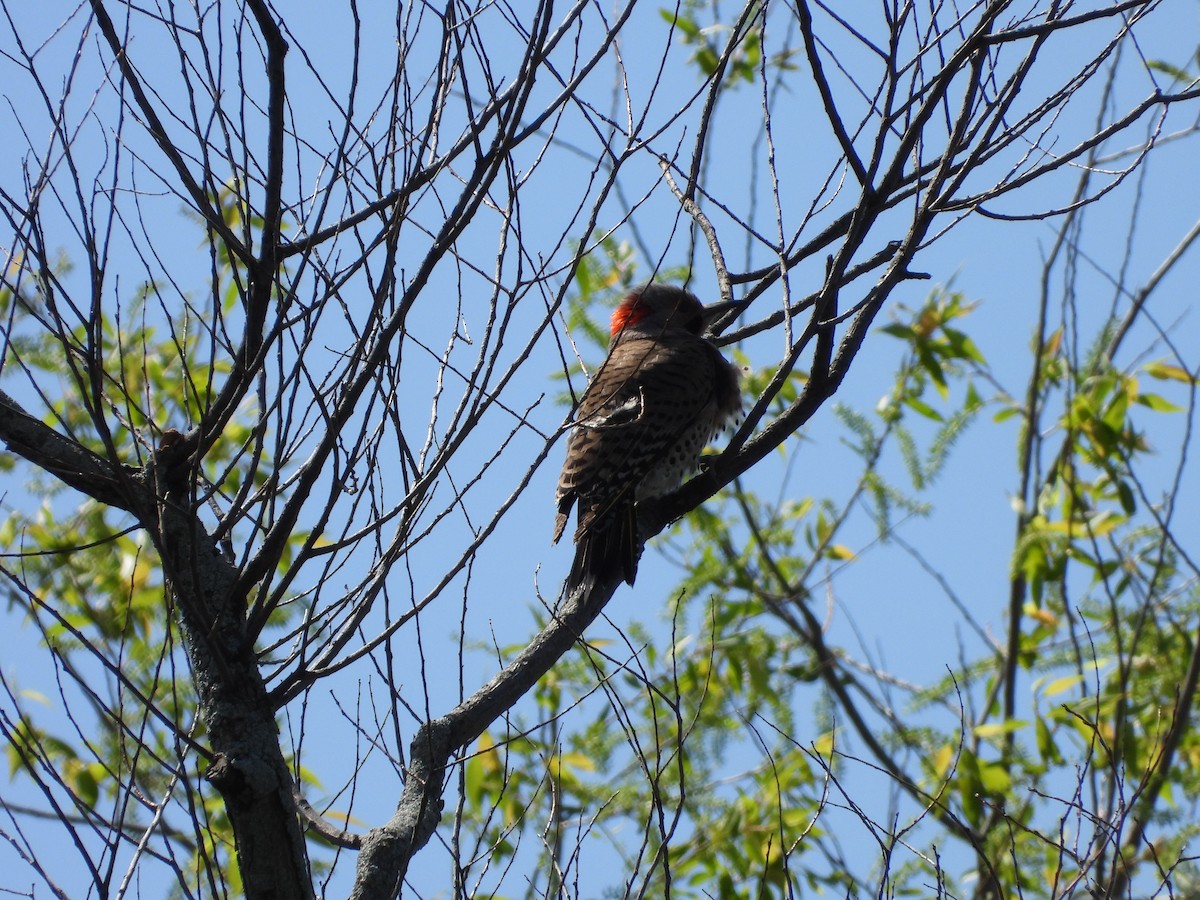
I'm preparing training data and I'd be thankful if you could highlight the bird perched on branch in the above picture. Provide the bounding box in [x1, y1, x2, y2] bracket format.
[553, 283, 743, 593]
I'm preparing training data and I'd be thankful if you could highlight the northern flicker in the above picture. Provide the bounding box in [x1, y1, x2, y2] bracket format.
[553, 283, 743, 592]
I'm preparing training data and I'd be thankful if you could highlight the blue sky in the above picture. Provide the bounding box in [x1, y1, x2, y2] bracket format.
[2, 2, 1199, 896]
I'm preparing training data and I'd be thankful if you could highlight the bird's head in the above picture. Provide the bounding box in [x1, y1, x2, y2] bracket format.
[609, 283, 740, 339]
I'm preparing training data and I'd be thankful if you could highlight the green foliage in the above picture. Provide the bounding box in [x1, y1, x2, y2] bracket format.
[7, 222, 1196, 897]
[567, 234, 640, 352]
[459, 599, 831, 898]
[661, 4, 798, 87]
[0, 229, 315, 896]
[456, 272, 1200, 896]
[0, 248, 250, 479]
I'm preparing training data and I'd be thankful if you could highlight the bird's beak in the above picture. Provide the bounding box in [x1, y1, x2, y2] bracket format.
[701, 297, 745, 331]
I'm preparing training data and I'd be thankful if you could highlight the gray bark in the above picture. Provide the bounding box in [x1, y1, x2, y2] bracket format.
[0, 393, 314, 900]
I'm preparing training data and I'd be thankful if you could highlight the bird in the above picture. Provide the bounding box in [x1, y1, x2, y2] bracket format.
[553, 282, 743, 593]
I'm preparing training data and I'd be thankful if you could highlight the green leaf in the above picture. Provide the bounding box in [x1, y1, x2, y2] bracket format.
[1116, 480, 1136, 515]
[1142, 361, 1196, 384]
[903, 394, 945, 422]
[958, 749, 984, 827]
[72, 763, 100, 807]
[978, 762, 1012, 796]
[1146, 60, 1193, 82]
[974, 720, 1028, 739]
[1042, 674, 1083, 698]
[661, 10, 702, 38]
[1135, 392, 1182, 412]
[1035, 715, 1064, 766]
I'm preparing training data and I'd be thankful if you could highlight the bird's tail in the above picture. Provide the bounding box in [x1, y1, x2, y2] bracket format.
[565, 500, 640, 598]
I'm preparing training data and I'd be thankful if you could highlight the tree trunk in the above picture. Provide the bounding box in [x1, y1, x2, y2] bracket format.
[152, 455, 315, 900]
